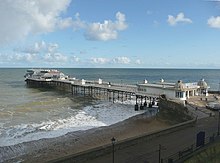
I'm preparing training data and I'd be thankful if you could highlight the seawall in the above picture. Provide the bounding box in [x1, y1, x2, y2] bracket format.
[51, 120, 196, 163]
[50, 98, 195, 163]
[0, 97, 196, 163]
[157, 97, 193, 124]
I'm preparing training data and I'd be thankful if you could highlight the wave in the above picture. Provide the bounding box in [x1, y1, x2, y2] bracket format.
[0, 101, 153, 147]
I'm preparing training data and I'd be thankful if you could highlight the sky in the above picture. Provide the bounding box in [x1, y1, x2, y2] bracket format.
[0, 0, 220, 68]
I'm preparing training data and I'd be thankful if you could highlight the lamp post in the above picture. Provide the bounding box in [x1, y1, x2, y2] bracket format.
[218, 82, 220, 95]
[158, 144, 161, 163]
[158, 144, 166, 163]
[111, 137, 116, 163]
[218, 111, 220, 136]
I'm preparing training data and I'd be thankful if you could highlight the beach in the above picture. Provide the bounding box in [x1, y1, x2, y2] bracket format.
[0, 112, 170, 162]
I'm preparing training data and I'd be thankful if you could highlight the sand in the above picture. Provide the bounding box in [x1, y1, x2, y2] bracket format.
[0, 113, 169, 163]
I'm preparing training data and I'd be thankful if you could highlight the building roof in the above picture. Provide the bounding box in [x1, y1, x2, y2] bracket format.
[197, 79, 208, 88]
[138, 80, 199, 91]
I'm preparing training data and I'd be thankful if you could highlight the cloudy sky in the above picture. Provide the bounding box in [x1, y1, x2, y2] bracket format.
[0, 0, 220, 68]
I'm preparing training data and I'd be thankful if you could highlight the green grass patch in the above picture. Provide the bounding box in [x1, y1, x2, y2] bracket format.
[185, 141, 220, 163]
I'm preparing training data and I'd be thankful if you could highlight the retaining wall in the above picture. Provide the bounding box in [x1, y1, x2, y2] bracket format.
[51, 118, 196, 163]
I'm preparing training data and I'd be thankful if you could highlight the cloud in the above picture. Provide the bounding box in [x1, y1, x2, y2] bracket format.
[0, 0, 71, 45]
[84, 12, 128, 41]
[72, 13, 87, 30]
[14, 41, 58, 54]
[89, 56, 132, 65]
[0, 1, 127, 45]
[58, 17, 74, 29]
[9, 41, 69, 64]
[167, 12, 192, 26]
[113, 57, 131, 64]
[2, 40, 136, 66]
[14, 53, 37, 62]
[43, 53, 68, 63]
[0, 52, 37, 63]
[71, 56, 80, 62]
[58, 12, 128, 41]
[207, 16, 220, 28]
[135, 59, 142, 64]
[90, 57, 110, 64]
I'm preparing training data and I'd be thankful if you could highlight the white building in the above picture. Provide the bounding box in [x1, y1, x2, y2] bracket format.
[24, 69, 68, 81]
[137, 79, 209, 101]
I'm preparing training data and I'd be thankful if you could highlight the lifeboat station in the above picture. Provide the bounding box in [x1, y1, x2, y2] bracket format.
[137, 79, 209, 101]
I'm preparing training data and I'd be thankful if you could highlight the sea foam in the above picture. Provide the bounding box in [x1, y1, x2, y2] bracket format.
[0, 101, 150, 147]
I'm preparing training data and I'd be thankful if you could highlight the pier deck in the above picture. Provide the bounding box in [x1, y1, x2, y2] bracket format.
[25, 78, 159, 110]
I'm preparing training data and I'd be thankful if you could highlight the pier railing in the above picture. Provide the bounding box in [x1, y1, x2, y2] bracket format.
[25, 77, 160, 111]
[26, 77, 159, 97]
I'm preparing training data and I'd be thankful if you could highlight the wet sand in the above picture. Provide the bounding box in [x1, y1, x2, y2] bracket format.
[1, 113, 170, 163]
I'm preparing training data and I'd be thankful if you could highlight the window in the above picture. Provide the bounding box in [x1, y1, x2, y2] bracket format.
[138, 87, 147, 92]
[176, 91, 183, 98]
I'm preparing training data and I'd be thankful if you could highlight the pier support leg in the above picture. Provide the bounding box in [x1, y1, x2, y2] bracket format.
[149, 97, 152, 108]
[152, 98, 155, 106]
[121, 92, 124, 102]
[140, 96, 144, 110]
[135, 96, 139, 111]
[108, 91, 111, 101]
[118, 91, 120, 101]
[144, 97, 147, 107]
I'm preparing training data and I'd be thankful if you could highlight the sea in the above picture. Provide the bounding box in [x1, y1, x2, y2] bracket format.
[0, 68, 220, 147]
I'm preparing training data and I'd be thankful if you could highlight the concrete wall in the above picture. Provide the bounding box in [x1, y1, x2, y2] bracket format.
[51, 119, 196, 163]
[159, 97, 186, 111]
[164, 89, 175, 100]
[157, 97, 192, 124]
[50, 98, 194, 163]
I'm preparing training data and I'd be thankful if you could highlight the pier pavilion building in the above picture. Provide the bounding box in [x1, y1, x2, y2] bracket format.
[137, 79, 209, 101]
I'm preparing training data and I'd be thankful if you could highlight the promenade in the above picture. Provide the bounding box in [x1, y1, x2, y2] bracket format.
[51, 95, 219, 163]
[80, 114, 218, 163]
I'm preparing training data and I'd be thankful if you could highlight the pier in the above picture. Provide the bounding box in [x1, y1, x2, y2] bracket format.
[25, 78, 159, 110]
